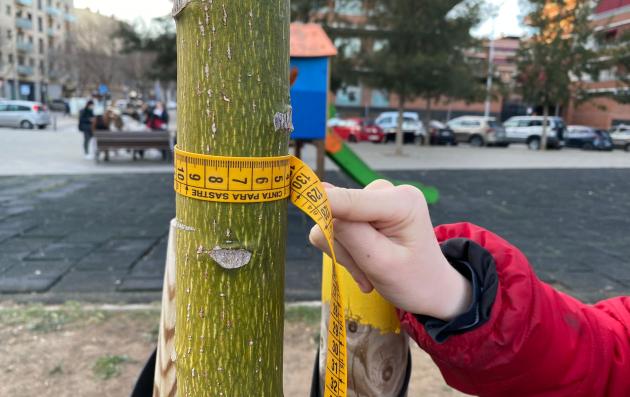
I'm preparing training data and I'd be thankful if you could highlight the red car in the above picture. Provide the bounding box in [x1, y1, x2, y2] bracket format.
[330, 118, 385, 143]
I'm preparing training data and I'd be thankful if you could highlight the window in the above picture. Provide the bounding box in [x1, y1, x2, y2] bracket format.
[334, 37, 362, 59]
[335, 0, 363, 15]
[6, 5, 11, 16]
[17, 105, 31, 111]
[8, 53, 13, 63]
[39, 38, 43, 53]
[38, 17, 43, 32]
[7, 29, 13, 39]
[371, 90, 389, 107]
[335, 85, 362, 106]
[380, 117, 392, 125]
[0, 104, 8, 112]
[503, 120, 518, 128]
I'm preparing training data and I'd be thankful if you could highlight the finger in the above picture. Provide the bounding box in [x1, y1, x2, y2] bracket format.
[309, 225, 374, 293]
[324, 184, 425, 224]
[333, 219, 408, 278]
[364, 179, 394, 190]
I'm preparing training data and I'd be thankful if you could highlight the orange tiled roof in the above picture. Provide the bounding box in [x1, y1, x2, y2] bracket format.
[290, 23, 338, 58]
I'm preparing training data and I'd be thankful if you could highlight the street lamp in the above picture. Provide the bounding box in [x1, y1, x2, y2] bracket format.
[484, 0, 508, 119]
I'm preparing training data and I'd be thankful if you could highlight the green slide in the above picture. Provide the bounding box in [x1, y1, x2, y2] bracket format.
[326, 141, 440, 204]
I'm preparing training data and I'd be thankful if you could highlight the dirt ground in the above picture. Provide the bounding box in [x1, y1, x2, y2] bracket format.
[0, 303, 466, 397]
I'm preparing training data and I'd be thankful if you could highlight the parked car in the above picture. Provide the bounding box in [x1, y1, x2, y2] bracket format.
[48, 98, 69, 113]
[447, 116, 508, 147]
[428, 120, 456, 146]
[375, 112, 427, 144]
[331, 118, 385, 143]
[0, 100, 51, 129]
[565, 126, 613, 151]
[610, 124, 630, 151]
[503, 116, 566, 150]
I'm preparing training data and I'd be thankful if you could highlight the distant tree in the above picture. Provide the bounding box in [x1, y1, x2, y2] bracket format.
[361, 0, 482, 154]
[116, 16, 177, 83]
[291, 0, 328, 22]
[517, 0, 599, 150]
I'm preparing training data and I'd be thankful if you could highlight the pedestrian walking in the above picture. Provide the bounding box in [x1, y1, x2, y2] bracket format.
[78, 100, 95, 159]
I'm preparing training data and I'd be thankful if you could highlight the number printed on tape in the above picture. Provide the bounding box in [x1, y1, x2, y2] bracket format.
[174, 147, 347, 397]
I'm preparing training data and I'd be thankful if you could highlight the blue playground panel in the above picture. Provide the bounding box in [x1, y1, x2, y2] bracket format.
[290, 57, 329, 140]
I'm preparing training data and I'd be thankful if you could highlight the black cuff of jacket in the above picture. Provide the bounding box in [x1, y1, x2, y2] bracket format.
[414, 239, 499, 343]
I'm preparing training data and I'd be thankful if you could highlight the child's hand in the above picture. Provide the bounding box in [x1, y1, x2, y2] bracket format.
[309, 180, 472, 321]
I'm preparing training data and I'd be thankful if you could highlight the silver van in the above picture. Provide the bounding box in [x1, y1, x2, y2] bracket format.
[0, 100, 51, 129]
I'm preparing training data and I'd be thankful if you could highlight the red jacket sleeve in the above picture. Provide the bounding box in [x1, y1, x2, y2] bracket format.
[399, 222, 630, 397]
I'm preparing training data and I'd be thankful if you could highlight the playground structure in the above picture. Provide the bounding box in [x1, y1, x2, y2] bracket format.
[290, 23, 337, 178]
[290, 23, 439, 204]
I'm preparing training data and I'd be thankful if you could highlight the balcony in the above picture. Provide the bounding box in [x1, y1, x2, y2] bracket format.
[46, 7, 62, 17]
[47, 27, 56, 36]
[15, 0, 33, 6]
[64, 13, 76, 22]
[16, 41, 34, 53]
[16, 18, 33, 31]
[17, 65, 34, 76]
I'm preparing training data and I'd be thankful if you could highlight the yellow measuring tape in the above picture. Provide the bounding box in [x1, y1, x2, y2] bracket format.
[174, 147, 347, 397]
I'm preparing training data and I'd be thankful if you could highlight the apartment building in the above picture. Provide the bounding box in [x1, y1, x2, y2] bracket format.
[566, 0, 630, 128]
[0, 0, 75, 102]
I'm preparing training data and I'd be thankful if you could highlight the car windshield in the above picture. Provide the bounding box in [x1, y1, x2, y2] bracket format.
[363, 119, 376, 127]
[403, 117, 417, 123]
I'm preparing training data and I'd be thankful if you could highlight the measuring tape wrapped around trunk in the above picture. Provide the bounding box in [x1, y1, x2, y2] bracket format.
[174, 147, 348, 397]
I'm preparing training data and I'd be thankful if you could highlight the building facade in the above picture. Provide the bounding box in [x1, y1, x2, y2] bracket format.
[566, 0, 630, 128]
[0, 0, 75, 102]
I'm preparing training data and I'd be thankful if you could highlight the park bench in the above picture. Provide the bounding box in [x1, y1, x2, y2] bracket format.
[93, 131, 174, 163]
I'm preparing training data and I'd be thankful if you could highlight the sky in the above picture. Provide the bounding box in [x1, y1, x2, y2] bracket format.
[73, 0, 524, 38]
[476, 0, 524, 38]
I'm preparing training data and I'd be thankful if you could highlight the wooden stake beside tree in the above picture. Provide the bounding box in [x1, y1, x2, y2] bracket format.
[172, 1, 291, 395]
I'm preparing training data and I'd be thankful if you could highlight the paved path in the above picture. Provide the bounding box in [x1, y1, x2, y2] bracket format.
[4, 121, 630, 176]
[1, 169, 629, 304]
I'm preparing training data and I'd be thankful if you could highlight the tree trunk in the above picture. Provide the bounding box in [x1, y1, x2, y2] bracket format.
[422, 96, 432, 146]
[395, 98, 405, 156]
[541, 104, 549, 151]
[173, 2, 291, 396]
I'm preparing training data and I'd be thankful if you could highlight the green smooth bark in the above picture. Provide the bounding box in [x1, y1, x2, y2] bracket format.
[174, 1, 291, 396]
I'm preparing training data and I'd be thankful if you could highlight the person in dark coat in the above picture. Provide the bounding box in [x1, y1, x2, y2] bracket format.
[78, 100, 95, 159]
[309, 180, 630, 397]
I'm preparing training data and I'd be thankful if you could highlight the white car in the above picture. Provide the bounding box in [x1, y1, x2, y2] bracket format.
[503, 116, 567, 150]
[375, 111, 427, 144]
[0, 100, 51, 129]
[610, 124, 630, 151]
